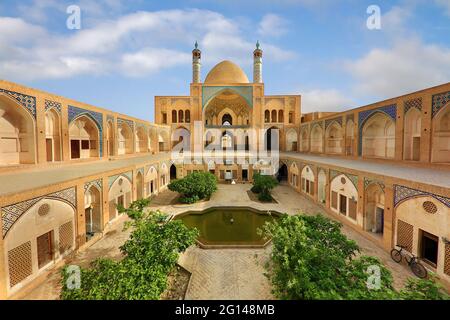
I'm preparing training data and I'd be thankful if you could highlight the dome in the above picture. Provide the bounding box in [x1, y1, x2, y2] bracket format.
[204, 60, 249, 84]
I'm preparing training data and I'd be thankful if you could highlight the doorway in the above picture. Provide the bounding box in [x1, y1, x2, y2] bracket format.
[420, 230, 438, 267]
[242, 169, 248, 181]
[46, 138, 53, 162]
[375, 207, 384, 233]
[412, 137, 420, 161]
[70, 140, 80, 159]
[37, 231, 53, 269]
[117, 195, 124, 214]
[170, 164, 177, 180]
[339, 194, 347, 215]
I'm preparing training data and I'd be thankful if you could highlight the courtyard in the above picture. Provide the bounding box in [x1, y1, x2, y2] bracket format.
[21, 183, 416, 300]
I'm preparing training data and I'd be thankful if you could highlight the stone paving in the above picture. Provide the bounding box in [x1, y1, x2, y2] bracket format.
[20, 183, 416, 300]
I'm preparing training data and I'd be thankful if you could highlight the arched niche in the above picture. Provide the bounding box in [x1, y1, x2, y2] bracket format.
[108, 175, 132, 221]
[136, 171, 144, 200]
[45, 108, 61, 162]
[330, 174, 358, 221]
[345, 119, 354, 156]
[364, 183, 385, 234]
[0, 94, 36, 165]
[300, 127, 309, 152]
[145, 166, 158, 196]
[431, 104, 450, 163]
[403, 108, 422, 161]
[325, 122, 343, 154]
[203, 89, 251, 126]
[135, 126, 148, 153]
[310, 124, 323, 153]
[69, 115, 100, 160]
[84, 185, 102, 237]
[117, 122, 133, 155]
[361, 112, 395, 159]
[318, 169, 327, 204]
[289, 162, 299, 187]
[301, 165, 315, 196]
[285, 129, 298, 152]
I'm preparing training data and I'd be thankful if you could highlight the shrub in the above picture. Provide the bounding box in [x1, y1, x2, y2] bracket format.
[399, 275, 449, 300]
[168, 171, 217, 203]
[61, 201, 198, 300]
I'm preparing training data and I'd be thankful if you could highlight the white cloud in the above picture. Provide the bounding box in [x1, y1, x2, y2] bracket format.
[345, 39, 450, 98]
[301, 89, 353, 113]
[0, 9, 295, 81]
[258, 14, 289, 37]
[121, 48, 190, 77]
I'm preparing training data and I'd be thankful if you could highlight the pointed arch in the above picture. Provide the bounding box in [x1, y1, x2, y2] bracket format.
[45, 108, 61, 162]
[431, 103, 450, 163]
[310, 124, 323, 153]
[117, 121, 133, 155]
[361, 112, 395, 159]
[285, 128, 298, 152]
[0, 94, 36, 165]
[325, 121, 343, 154]
[364, 183, 385, 234]
[345, 119, 355, 156]
[69, 115, 100, 159]
[135, 126, 148, 153]
[403, 107, 422, 161]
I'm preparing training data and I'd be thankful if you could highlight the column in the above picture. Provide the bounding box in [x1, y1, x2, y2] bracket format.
[421, 94, 432, 162]
[76, 183, 86, 248]
[383, 184, 395, 251]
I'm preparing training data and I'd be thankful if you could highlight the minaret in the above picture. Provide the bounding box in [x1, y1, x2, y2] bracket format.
[253, 41, 263, 83]
[192, 41, 201, 83]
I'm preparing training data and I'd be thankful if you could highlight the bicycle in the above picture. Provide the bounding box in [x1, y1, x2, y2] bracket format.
[390, 245, 428, 279]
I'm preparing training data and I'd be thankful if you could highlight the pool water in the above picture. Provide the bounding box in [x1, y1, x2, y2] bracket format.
[176, 207, 280, 247]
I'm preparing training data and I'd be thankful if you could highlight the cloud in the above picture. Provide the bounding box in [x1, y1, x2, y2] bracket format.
[345, 39, 450, 98]
[0, 9, 295, 81]
[121, 48, 190, 77]
[258, 14, 289, 37]
[301, 89, 353, 113]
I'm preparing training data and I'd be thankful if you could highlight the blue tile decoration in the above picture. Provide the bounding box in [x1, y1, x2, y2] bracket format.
[108, 171, 133, 188]
[84, 179, 103, 192]
[364, 177, 385, 192]
[394, 185, 450, 208]
[68, 105, 104, 157]
[117, 118, 135, 131]
[202, 86, 253, 109]
[330, 169, 358, 189]
[106, 114, 114, 123]
[0, 88, 36, 119]
[45, 100, 62, 113]
[136, 122, 148, 132]
[325, 117, 343, 130]
[432, 91, 450, 118]
[358, 104, 397, 156]
[404, 97, 422, 114]
[2, 187, 76, 238]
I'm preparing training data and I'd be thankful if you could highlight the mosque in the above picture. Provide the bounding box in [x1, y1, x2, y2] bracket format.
[0, 42, 449, 299]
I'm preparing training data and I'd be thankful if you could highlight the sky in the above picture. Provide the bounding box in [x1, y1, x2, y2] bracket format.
[1, 0, 450, 122]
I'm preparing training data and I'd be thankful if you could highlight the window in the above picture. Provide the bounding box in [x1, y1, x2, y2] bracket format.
[185, 110, 191, 123]
[81, 140, 90, 150]
[289, 112, 293, 124]
[278, 110, 284, 123]
[265, 110, 270, 123]
[339, 194, 347, 215]
[172, 110, 177, 123]
[178, 110, 184, 123]
[162, 113, 167, 124]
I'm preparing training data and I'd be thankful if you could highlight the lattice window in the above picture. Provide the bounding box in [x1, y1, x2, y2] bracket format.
[445, 243, 450, 276]
[397, 220, 413, 252]
[59, 221, 74, 255]
[422, 201, 437, 214]
[331, 191, 338, 209]
[8, 241, 32, 287]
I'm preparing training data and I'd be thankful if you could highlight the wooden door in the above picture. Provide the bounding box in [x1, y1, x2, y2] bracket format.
[37, 231, 53, 269]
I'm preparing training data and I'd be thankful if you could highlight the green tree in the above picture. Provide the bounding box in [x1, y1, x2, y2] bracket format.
[261, 213, 448, 300]
[168, 171, 217, 203]
[61, 200, 198, 300]
[251, 173, 278, 202]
